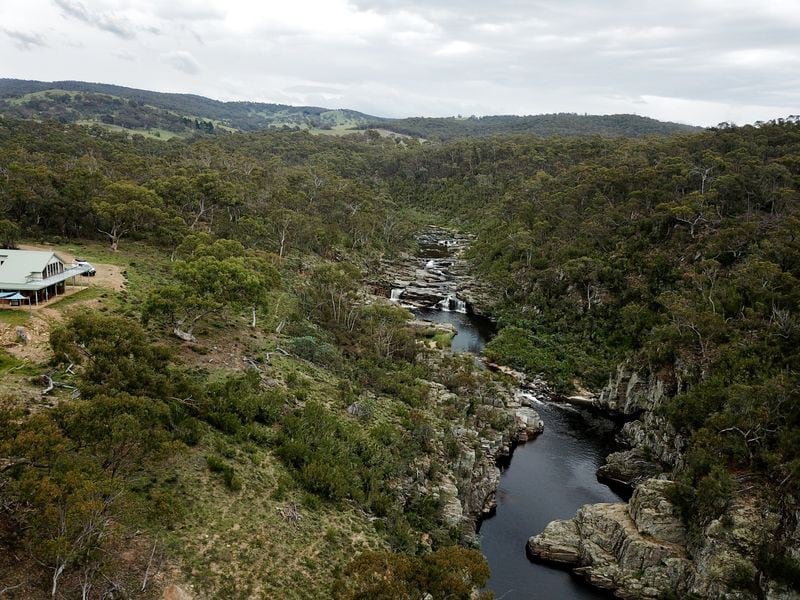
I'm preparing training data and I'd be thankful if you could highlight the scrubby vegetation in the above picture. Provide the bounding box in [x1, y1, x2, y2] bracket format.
[0, 110, 799, 596]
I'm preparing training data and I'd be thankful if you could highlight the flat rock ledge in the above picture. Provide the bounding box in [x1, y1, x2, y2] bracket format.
[527, 479, 694, 599]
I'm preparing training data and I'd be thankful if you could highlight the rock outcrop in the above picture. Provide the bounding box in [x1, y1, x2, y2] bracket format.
[439, 378, 546, 528]
[523, 302, 797, 599]
[596, 448, 662, 489]
[379, 228, 546, 537]
[593, 365, 687, 489]
[380, 226, 494, 316]
[528, 479, 695, 599]
[594, 364, 672, 416]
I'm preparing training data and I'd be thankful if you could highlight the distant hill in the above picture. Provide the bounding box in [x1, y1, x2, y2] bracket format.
[0, 78, 702, 140]
[367, 113, 703, 139]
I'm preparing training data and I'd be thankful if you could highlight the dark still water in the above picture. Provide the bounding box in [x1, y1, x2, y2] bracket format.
[420, 307, 622, 599]
[478, 402, 622, 600]
[415, 307, 496, 354]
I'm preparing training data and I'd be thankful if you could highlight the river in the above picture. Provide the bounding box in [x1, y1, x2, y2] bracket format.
[392, 231, 623, 598]
[414, 306, 622, 599]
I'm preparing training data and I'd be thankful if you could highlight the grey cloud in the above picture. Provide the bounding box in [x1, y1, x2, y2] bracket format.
[160, 50, 202, 75]
[53, 0, 136, 39]
[284, 85, 345, 94]
[10, 0, 800, 125]
[3, 29, 46, 50]
[154, 2, 226, 22]
[374, 0, 800, 111]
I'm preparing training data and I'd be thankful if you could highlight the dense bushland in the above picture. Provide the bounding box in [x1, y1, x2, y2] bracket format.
[387, 120, 800, 527]
[2, 114, 800, 594]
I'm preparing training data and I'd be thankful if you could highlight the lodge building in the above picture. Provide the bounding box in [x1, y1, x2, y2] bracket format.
[0, 250, 90, 306]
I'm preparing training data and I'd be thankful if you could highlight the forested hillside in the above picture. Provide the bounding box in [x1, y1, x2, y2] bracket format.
[364, 112, 702, 140]
[386, 119, 800, 581]
[0, 114, 799, 597]
[0, 79, 701, 140]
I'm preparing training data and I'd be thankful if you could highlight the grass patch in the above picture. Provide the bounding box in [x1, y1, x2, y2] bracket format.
[47, 286, 111, 311]
[0, 349, 39, 376]
[207, 454, 243, 491]
[74, 120, 187, 140]
[166, 434, 386, 599]
[417, 325, 455, 349]
[431, 331, 455, 348]
[0, 309, 30, 326]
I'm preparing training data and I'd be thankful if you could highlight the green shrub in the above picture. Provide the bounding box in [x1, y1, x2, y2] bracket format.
[206, 455, 241, 491]
[289, 335, 343, 369]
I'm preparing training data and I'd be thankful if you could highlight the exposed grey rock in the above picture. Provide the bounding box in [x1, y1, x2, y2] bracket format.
[528, 479, 695, 599]
[618, 414, 686, 472]
[379, 227, 494, 313]
[528, 518, 581, 564]
[346, 402, 370, 419]
[379, 227, 552, 542]
[628, 478, 686, 545]
[691, 493, 781, 599]
[595, 363, 671, 416]
[515, 407, 544, 442]
[597, 448, 663, 489]
[438, 477, 464, 527]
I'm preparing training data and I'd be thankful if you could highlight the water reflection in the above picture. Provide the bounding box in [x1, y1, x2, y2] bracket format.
[479, 403, 621, 599]
[415, 305, 621, 599]
[414, 307, 495, 354]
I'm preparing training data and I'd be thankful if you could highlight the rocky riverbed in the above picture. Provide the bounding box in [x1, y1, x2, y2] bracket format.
[375, 227, 547, 535]
[388, 229, 800, 600]
[380, 225, 495, 317]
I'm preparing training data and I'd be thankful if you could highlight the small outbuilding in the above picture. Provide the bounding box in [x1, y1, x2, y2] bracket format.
[0, 249, 90, 305]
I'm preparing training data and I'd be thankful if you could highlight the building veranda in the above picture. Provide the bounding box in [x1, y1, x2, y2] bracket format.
[0, 249, 91, 306]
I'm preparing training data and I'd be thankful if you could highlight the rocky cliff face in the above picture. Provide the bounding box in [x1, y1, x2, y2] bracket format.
[430, 379, 546, 533]
[378, 227, 546, 539]
[533, 363, 800, 599]
[592, 364, 687, 489]
[529, 479, 693, 598]
[529, 478, 726, 599]
[530, 477, 797, 599]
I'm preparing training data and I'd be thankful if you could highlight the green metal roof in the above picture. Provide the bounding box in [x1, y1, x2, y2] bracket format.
[0, 249, 86, 290]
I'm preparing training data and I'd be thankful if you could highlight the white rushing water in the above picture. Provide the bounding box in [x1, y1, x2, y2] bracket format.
[390, 288, 404, 301]
[436, 294, 468, 313]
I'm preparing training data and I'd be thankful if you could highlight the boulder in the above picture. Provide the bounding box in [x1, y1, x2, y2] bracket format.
[595, 364, 670, 416]
[528, 479, 695, 598]
[515, 407, 544, 442]
[628, 478, 686, 545]
[528, 518, 581, 564]
[597, 448, 662, 489]
[438, 478, 464, 527]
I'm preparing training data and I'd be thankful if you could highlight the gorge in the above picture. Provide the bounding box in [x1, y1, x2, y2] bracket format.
[386, 227, 627, 598]
[387, 227, 800, 600]
[2, 112, 798, 599]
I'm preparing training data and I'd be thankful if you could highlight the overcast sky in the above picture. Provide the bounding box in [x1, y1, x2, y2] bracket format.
[1, 0, 799, 125]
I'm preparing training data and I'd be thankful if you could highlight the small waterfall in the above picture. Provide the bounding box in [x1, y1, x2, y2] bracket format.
[425, 259, 435, 271]
[390, 288, 404, 302]
[436, 294, 468, 314]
